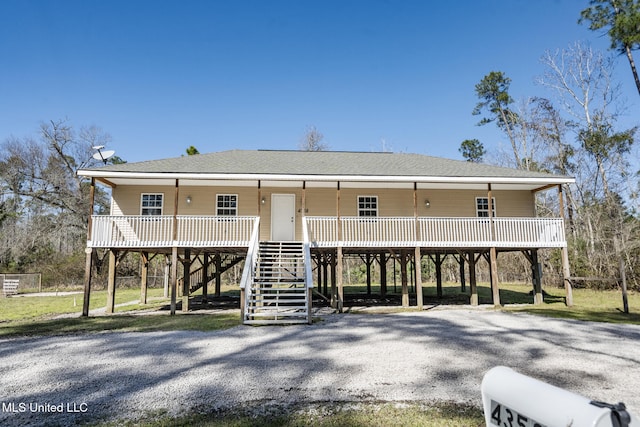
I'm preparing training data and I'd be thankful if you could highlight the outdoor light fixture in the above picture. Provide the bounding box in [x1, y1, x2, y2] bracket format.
[261, 197, 266, 205]
[186, 196, 192, 205]
[424, 199, 431, 208]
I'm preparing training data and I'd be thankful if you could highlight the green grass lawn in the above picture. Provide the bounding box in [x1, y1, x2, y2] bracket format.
[0, 287, 241, 338]
[341, 281, 640, 324]
[0, 287, 169, 321]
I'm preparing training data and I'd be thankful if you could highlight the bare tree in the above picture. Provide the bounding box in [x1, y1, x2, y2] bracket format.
[0, 119, 112, 281]
[538, 42, 638, 281]
[299, 125, 329, 151]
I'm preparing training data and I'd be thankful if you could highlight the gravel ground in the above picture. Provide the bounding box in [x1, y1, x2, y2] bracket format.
[1, 308, 640, 426]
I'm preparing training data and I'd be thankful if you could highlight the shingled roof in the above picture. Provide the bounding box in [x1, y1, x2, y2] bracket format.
[82, 149, 571, 181]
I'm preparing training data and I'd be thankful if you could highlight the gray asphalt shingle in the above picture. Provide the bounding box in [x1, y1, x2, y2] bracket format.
[84, 150, 570, 180]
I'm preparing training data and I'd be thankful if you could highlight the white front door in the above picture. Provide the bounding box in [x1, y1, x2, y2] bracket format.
[271, 194, 296, 241]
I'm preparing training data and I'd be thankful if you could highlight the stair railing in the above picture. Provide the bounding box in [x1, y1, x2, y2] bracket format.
[239, 217, 261, 317]
[302, 217, 314, 323]
[302, 217, 314, 291]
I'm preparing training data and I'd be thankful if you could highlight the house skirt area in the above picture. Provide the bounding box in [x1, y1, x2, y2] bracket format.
[81, 243, 573, 317]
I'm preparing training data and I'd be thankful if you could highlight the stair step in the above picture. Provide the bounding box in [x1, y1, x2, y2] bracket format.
[249, 297, 307, 303]
[246, 311, 307, 317]
[244, 319, 309, 325]
[244, 240, 310, 326]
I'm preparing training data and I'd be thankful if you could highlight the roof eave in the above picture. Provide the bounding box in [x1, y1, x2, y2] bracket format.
[77, 169, 575, 186]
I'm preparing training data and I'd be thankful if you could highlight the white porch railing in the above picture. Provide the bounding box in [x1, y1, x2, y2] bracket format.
[492, 217, 566, 248]
[417, 217, 493, 247]
[341, 217, 418, 247]
[89, 215, 566, 249]
[305, 216, 566, 248]
[90, 215, 174, 248]
[175, 216, 257, 247]
[89, 215, 258, 248]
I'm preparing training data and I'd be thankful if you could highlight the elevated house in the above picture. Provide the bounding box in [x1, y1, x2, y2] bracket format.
[78, 150, 575, 324]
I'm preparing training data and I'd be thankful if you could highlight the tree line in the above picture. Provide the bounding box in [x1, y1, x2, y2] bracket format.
[458, 0, 640, 289]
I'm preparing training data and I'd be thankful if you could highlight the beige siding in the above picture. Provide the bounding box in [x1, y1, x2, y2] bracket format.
[111, 185, 260, 216]
[110, 184, 535, 240]
[414, 189, 535, 217]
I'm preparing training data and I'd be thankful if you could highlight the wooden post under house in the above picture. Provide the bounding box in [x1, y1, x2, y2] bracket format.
[557, 184, 574, 306]
[140, 251, 149, 305]
[82, 177, 96, 317]
[487, 183, 501, 306]
[182, 248, 191, 312]
[400, 250, 409, 307]
[468, 251, 478, 306]
[106, 249, 117, 314]
[414, 247, 423, 309]
[202, 253, 209, 303]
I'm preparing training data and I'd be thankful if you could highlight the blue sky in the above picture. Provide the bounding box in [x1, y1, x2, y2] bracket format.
[0, 0, 638, 164]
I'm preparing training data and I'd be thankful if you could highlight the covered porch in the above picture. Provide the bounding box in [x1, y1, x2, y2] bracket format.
[83, 213, 572, 317]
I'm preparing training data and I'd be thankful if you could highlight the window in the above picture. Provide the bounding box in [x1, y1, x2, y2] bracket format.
[141, 193, 163, 216]
[216, 194, 238, 216]
[358, 196, 378, 217]
[476, 197, 496, 217]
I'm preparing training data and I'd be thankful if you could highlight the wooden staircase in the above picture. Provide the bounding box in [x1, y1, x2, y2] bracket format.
[188, 254, 243, 294]
[244, 241, 311, 325]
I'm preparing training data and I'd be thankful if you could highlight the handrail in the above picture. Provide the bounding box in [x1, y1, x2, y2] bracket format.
[239, 217, 261, 290]
[240, 217, 260, 321]
[302, 217, 314, 289]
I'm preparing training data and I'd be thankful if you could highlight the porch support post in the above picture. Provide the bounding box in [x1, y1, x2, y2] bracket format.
[365, 253, 372, 295]
[82, 177, 96, 317]
[435, 253, 443, 298]
[315, 253, 322, 294]
[336, 246, 344, 312]
[170, 247, 178, 315]
[469, 251, 478, 306]
[414, 247, 423, 309]
[140, 251, 149, 305]
[489, 248, 500, 306]
[487, 183, 501, 307]
[82, 248, 94, 317]
[557, 184, 573, 306]
[106, 249, 117, 314]
[330, 251, 337, 306]
[459, 254, 466, 292]
[401, 250, 409, 307]
[531, 249, 543, 305]
[336, 181, 342, 244]
[182, 248, 191, 312]
[257, 180, 262, 216]
[215, 254, 222, 297]
[302, 181, 306, 215]
[202, 253, 209, 303]
[322, 253, 329, 296]
[170, 179, 179, 315]
[379, 252, 387, 297]
[163, 255, 170, 298]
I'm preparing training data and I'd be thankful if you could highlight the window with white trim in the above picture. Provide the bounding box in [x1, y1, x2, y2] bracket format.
[141, 193, 164, 216]
[216, 194, 238, 216]
[476, 197, 496, 217]
[358, 196, 378, 217]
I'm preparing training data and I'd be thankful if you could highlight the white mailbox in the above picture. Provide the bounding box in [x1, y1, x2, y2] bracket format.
[481, 366, 638, 427]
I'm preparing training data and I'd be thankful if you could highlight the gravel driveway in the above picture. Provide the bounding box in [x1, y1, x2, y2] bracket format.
[1, 309, 640, 426]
